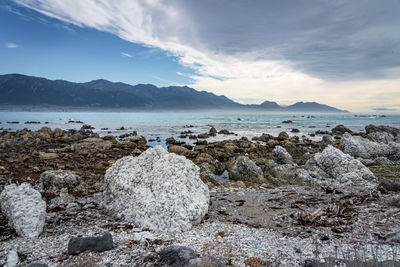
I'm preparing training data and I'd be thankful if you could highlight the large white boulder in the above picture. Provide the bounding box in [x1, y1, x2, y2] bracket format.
[0, 183, 46, 238]
[103, 146, 209, 233]
[306, 145, 377, 188]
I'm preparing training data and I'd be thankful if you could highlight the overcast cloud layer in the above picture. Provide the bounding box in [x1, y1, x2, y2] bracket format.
[12, 0, 400, 111]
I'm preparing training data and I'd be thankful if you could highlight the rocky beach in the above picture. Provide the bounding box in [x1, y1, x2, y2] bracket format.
[0, 123, 400, 266]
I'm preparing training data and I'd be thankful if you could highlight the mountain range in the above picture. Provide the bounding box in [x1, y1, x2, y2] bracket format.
[0, 74, 348, 112]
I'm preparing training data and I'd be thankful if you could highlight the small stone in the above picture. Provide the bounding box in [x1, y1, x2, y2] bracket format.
[39, 152, 59, 160]
[26, 263, 48, 267]
[159, 246, 199, 267]
[378, 180, 400, 192]
[5, 250, 19, 267]
[68, 232, 113, 255]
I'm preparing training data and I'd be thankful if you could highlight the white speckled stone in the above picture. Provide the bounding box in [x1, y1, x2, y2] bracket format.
[103, 146, 209, 233]
[306, 145, 377, 188]
[0, 183, 46, 238]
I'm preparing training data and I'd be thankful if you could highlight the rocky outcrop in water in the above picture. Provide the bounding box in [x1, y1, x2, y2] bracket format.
[103, 146, 209, 232]
[0, 183, 46, 238]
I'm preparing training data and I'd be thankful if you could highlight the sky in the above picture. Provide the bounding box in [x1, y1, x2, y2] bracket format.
[1, 0, 400, 112]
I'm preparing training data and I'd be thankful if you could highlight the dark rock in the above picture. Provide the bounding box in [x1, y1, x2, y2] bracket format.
[315, 130, 330, 135]
[365, 124, 400, 137]
[81, 124, 94, 130]
[188, 135, 197, 139]
[26, 263, 48, 267]
[282, 120, 293, 124]
[331, 125, 353, 135]
[197, 133, 210, 139]
[209, 127, 217, 136]
[68, 232, 113, 255]
[237, 118, 241, 120]
[166, 137, 181, 145]
[159, 246, 199, 267]
[291, 128, 300, 133]
[24, 121, 41, 124]
[378, 180, 400, 192]
[218, 129, 233, 135]
[277, 131, 289, 140]
[195, 140, 207, 145]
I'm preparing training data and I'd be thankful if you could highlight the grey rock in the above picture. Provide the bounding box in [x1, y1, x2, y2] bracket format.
[229, 156, 264, 183]
[320, 135, 334, 149]
[68, 232, 113, 255]
[26, 263, 48, 267]
[188, 256, 224, 267]
[39, 170, 79, 192]
[5, 250, 18, 267]
[306, 145, 377, 188]
[378, 180, 400, 192]
[367, 131, 395, 144]
[0, 183, 46, 238]
[365, 124, 400, 139]
[341, 133, 400, 160]
[104, 146, 209, 233]
[385, 229, 400, 243]
[273, 146, 294, 165]
[159, 246, 199, 267]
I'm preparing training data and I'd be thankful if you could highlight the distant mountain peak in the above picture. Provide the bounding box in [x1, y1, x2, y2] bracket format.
[0, 73, 348, 112]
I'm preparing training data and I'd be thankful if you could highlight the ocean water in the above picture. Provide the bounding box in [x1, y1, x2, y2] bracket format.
[1, 111, 399, 147]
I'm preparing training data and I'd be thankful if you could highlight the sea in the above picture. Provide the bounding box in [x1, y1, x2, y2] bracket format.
[1, 111, 399, 147]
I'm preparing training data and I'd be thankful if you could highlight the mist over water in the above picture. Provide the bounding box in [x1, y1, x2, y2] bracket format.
[1, 111, 399, 147]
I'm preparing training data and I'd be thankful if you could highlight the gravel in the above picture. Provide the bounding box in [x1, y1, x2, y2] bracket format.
[0, 189, 399, 266]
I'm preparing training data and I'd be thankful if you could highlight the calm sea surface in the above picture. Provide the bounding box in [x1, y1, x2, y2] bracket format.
[1, 111, 399, 147]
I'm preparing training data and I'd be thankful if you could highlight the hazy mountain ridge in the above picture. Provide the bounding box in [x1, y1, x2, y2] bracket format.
[0, 74, 347, 112]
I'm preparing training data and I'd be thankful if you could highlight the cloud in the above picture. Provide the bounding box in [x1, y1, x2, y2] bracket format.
[120, 52, 132, 58]
[5, 42, 18, 48]
[10, 0, 400, 111]
[372, 107, 397, 111]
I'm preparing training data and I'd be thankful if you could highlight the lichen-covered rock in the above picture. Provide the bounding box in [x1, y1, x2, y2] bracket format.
[341, 133, 400, 160]
[320, 135, 334, 149]
[0, 183, 46, 238]
[306, 145, 377, 188]
[39, 170, 79, 192]
[273, 146, 294, 165]
[103, 146, 209, 233]
[229, 156, 264, 184]
[365, 124, 400, 142]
